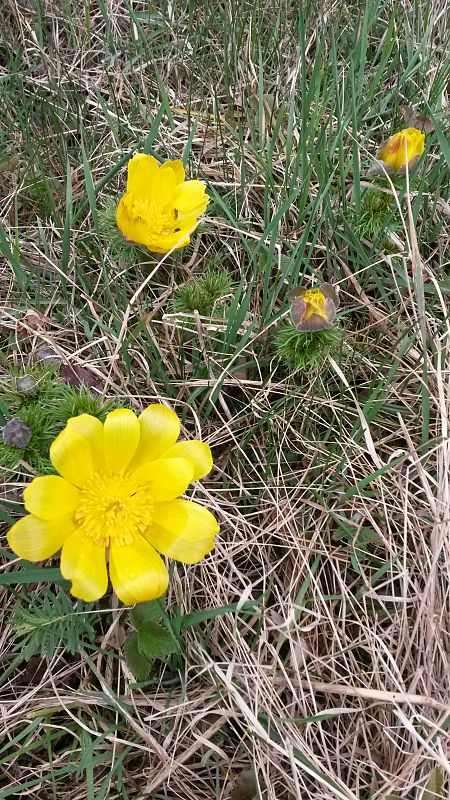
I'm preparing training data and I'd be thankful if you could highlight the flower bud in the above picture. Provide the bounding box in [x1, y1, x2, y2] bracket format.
[2, 419, 32, 449]
[369, 127, 425, 175]
[16, 375, 37, 396]
[289, 283, 339, 332]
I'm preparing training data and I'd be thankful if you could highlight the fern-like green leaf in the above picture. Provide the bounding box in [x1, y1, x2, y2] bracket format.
[11, 590, 98, 661]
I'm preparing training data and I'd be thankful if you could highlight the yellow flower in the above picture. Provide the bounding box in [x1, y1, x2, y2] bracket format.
[289, 283, 339, 332]
[116, 153, 209, 253]
[7, 405, 218, 604]
[375, 127, 425, 173]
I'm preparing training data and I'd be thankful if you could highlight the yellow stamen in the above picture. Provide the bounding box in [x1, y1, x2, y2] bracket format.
[127, 196, 174, 235]
[74, 471, 153, 547]
[302, 288, 326, 321]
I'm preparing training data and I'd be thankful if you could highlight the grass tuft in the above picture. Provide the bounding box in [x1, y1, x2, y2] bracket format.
[349, 188, 402, 242]
[275, 322, 344, 371]
[172, 266, 234, 316]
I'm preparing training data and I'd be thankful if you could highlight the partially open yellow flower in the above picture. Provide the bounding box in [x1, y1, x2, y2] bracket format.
[116, 153, 209, 253]
[375, 127, 425, 173]
[289, 283, 339, 332]
[7, 405, 218, 604]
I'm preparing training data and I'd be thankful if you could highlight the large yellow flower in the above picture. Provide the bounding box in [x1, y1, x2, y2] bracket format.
[376, 127, 425, 173]
[116, 153, 210, 253]
[7, 405, 218, 604]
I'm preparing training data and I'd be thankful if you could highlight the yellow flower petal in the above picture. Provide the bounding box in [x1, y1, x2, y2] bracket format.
[144, 219, 197, 253]
[152, 163, 177, 207]
[7, 514, 75, 561]
[378, 127, 425, 171]
[103, 408, 140, 472]
[160, 159, 185, 184]
[116, 195, 151, 246]
[50, 427, 95, 487]
[173, 180, 209, 220]
[163, 440, 213, 480]
[66, 414, 104, 471]
[130, 404, 180, 470]
[61, 531, 108, 602]
[116, 195, 192, 253]
[126, 153, 159, 196]
[147, 499, 218, 563]
[109, 538, 168, 604]
[131, 457, 194, 502]
[24, 475, 80, 520]
[150, 235, 190, 253]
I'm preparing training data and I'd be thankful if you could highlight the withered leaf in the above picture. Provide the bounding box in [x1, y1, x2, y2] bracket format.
[399, 104, 434, 133]
[60, 363, 104, 393]
[230, 769, 258, 800]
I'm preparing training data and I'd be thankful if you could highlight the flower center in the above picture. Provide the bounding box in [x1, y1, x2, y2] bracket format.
[130, 196, 175, 235]
[302, 288, 326, 320]
[74, 471, 153, 547]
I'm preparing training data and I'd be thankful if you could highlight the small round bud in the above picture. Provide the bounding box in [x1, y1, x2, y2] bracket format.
[16, 374, 38, 396]
[2, 418, 32, 449]
[35, 346, 61, 365]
